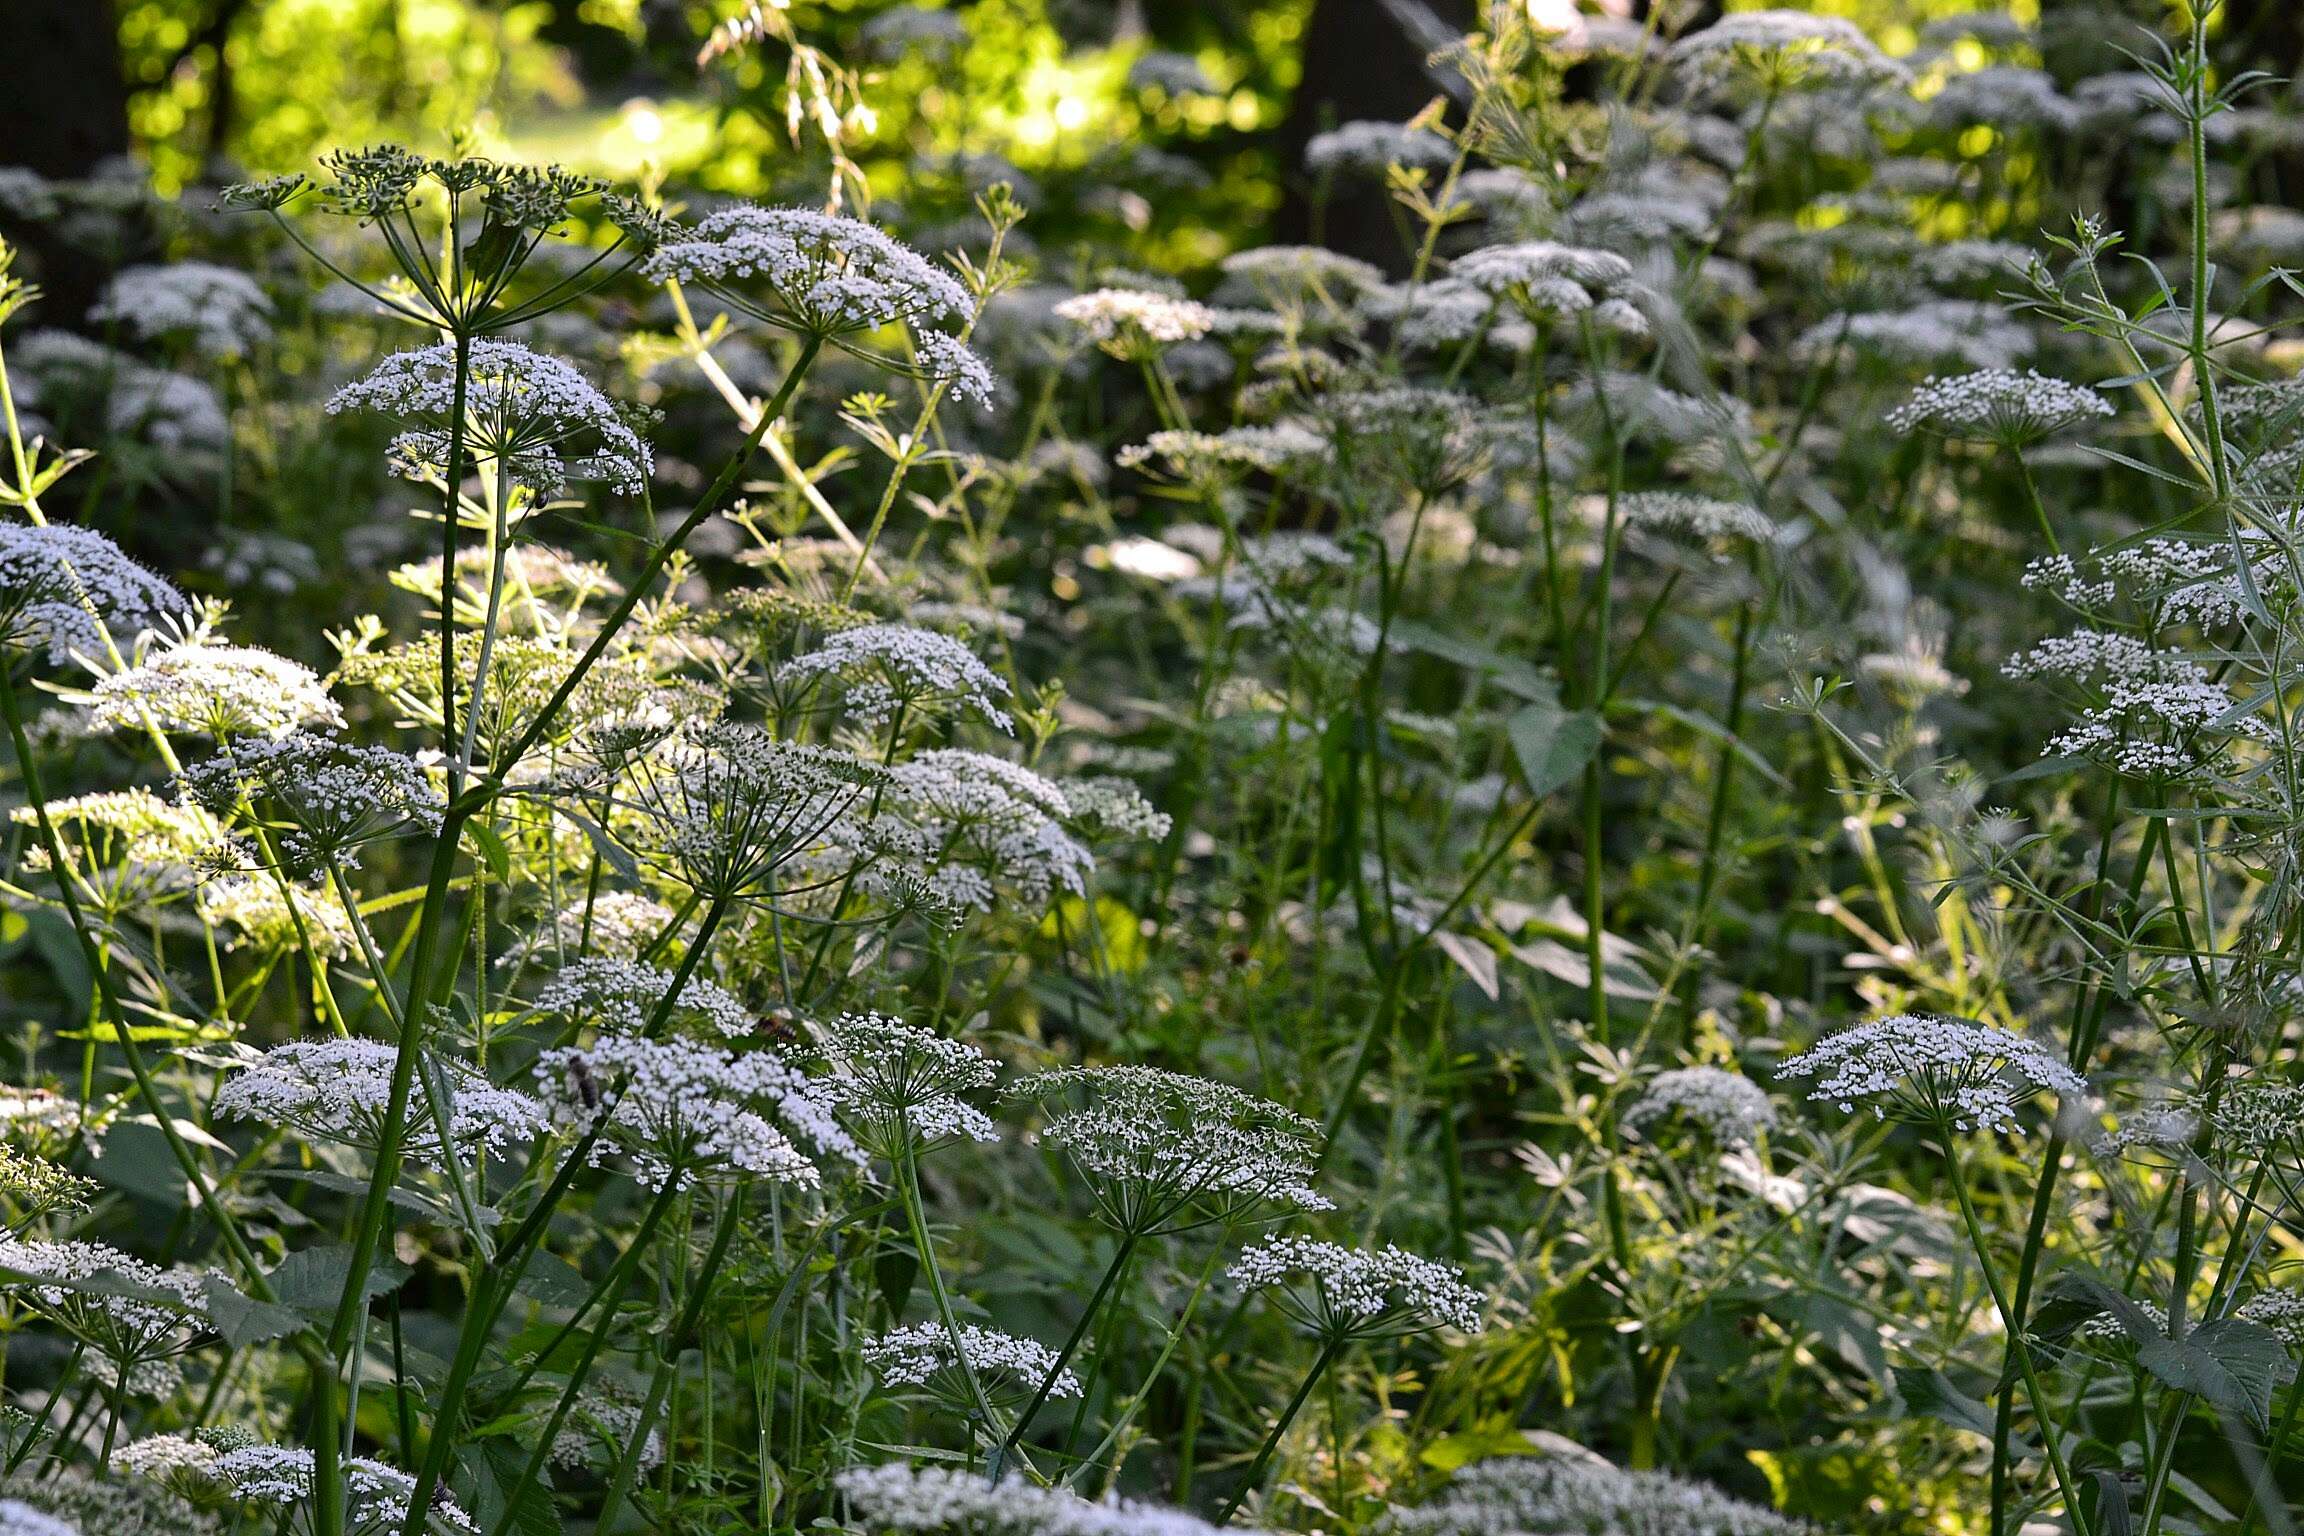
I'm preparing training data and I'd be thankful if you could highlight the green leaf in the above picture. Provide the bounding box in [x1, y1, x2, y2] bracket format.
[201, 1274, 307, 1346]
[2135, 1318, 2297, 1431]
[1506, 696, 1601, 799]
[269, 1244, 412, 1314]
[462, 214, 525, 289]
[1891, 1365, 1998, 1440]
[467, 820, 512, 883]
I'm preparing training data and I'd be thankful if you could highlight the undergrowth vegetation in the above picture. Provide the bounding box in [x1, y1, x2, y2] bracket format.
[0, 4, 2300, 1535]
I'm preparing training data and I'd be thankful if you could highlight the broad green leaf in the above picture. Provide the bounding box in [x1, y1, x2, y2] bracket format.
[1506, 696, 1601, 799]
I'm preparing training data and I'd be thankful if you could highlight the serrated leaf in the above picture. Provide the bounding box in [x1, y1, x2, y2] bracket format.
[201, 1274, 307, 1346]
[268, 1244, 412, 1314]
[1506, 696, 1601, 799]
[2135, 1318, 2296, 1431]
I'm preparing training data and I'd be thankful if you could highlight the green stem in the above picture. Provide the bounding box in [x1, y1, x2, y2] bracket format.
[1217, 1333, 1345, 1524]
[991, 1231, 1140, 1478]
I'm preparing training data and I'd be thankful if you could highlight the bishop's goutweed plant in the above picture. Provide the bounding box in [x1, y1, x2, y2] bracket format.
[1, 3, 2303, 1535]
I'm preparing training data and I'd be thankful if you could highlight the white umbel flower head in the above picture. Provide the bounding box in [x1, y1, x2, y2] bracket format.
[535, 955, 752, 1037]
[1054, 289, 1216, 359]
[177, 731, 444, 875]
[0, 524, 186, 668]
[1668, 10, 1909, 97]
[777, 622, 1014, 732]
[863, 1322, 1082, 1408]
[1885, 369, 2112, 446]
[1384, 1455, 1815, 1536]
[213, 1444, 477, 1535]
[90, 642, 343, 738]
[597, 719, 888, 902]
[2238, 1289, 2304, 1349]
[1619, 492, 1773, 543]
[1229, 1234, 1485, 1338]
[0, 1238, 213, 1370]
[1622, 1067, 1779, 1147]
[866, 749, 1095, 913]
[835, 1462, 1224, 1536]
[90, 262, 275, 358]
[1776, 1013, 2085, 1133]
[213, 1039, 548, 1164]
[645, 205, 974, 341]
[1451, 242, 1635, 319]
[0, 1501, 76, 1536]
[534, 1032, 859, 1191]
[1304, 121, 1454, 175]
[327, 339, 652, 493]
[818, 1012, 1001, 1155]
[1011, 1065, 1330, 1234]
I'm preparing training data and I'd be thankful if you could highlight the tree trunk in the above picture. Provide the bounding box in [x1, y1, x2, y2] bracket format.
[0, 0, 134, 326]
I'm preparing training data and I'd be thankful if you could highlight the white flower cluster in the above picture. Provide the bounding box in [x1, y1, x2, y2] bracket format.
[1055, 776, 1172, 842]
[863, 1322, 1082, 1398]
[1450, 241, 1636, 322]
[644, 205, 974, 341]
[1798, 301, 2030, 371]
[1304, 121, 1454, 175]
[2238, 1289, 2304, 1349]
[1619, 492, 1772, 543]
[0, 1238, 213, 1367]
[1219, 246, 1385, 304]
[90, 642, 343, 738]
[866, 749, 1096, 912]
[2094, 1105, 2199, 1158]
[198, 874, 359, 958]
[1928, 66, 2076, 132]
[12, 329, 231, 457]
[513, 889, 675, 964]
[534, 1032, 859, 1191]
[2209, 1080, 2304, 1154]
[326, 339, 652, 494]
[13, 788, 219, 903]
[1229, 1234, 1485, 1337]
[1015, 1065, 1330, 1232]
[2042, 674, 2270, 781]
[2021, 542, 2269, 629]
[835, 1463, 1224, 1536]
[213, 1039, 548, 1163]
[778, 622, 1013, 732]
[1776, 1013, 2085, 1133]
[0, 523, 185, 667]
[604, 720, 886, 901]
[1668, 10, 1910, 94]
[213, 1444, 476, 1535]
[817, 1012, 1001, 1152]
[1884, 369, 2111, 445]
[1054, 288, 1216, 357]
[177, 731, 444, 873]
[1622, 1067, 1779, 1147]
[1115, 423, 1327, 477]
[2001, 628, 2195, 686]
[546, 1393, 664, 1473]
[535, 956, 752, 1038]
[0, 1502, 75, 1536]
[1384, 1455, 1816, 1536]
[90, 262, 275, 358]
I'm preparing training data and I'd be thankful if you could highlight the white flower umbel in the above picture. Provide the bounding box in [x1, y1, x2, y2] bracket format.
[1011, 1065, 1330, 1234]
[12, 788, 219, 909]
[2238, 1289, 2304, 1349]
[1451, 241, 1635, 320]
[1618, 492, 1773, 543]
[818, 1012, 1001, 1155]
[1885, 369, 2112, 446]
[1219, 246, 1385, 307]
[327, 339, 652, 494]
[1668, 9, 1909, 96]
[864, 1321, 1083, 1406]
[835, 1463, 1224, 1536]
[532, 889, 675, 962]
[1622, 1067, 1779, 1147]
[1054, 776, 1173, 842]
[546, 1393, 664, 1474]
[89, 641, 343, 738]
[866, 749, 1095, 913]
[1776, 1014, 2084, 1134]
[534, 1031, 858, 1190]
[0, 1238, 213, 1372]
[213, 1039, 547, 1164]
[213, 1444, 477, 1536]
[0, 1501, 77, 1536]
[177, 731, 444, 875]
[535, 955, 752, 1038]
[777, 622, 1014, 733]
[1230, 1234, 1485, 1338]
[599, 719, 888, 902]
[0, 524, 186, 668]
[1115, 423, 1328, 480]
[198, 874, 360, 958]
[646, 205, 972, 340]
[89, 262, 275, 359]
[1054, 288, 1216, 359]
[1384, 1455, 1815, 1536]
[1304, 120, 1454, 176]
